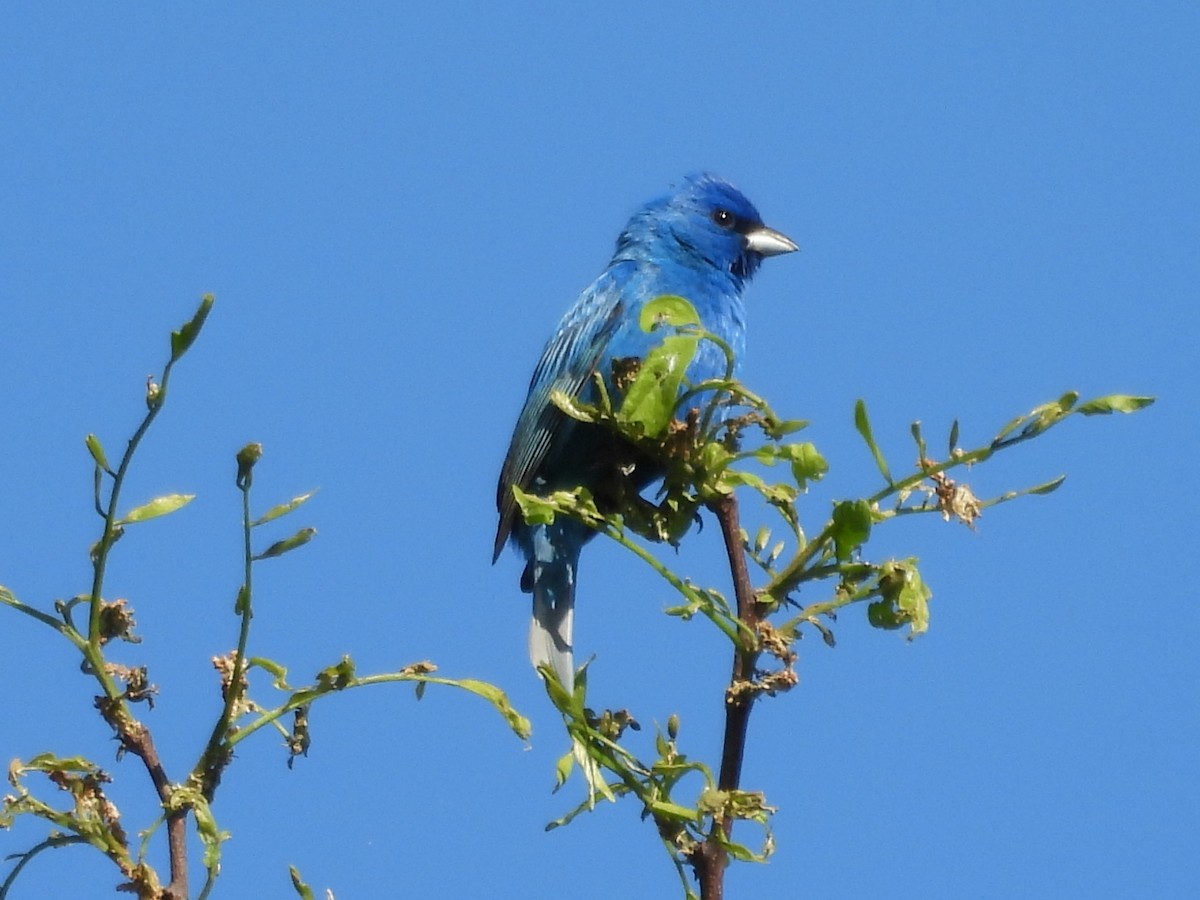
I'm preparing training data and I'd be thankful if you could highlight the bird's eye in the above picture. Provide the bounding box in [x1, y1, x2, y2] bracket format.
[712, 209, 736, 229]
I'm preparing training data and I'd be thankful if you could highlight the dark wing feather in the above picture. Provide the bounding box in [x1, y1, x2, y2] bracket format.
[493, 267, 632, 560]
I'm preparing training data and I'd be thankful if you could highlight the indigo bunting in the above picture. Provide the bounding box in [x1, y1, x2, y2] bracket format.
[495, 174, 797, 684]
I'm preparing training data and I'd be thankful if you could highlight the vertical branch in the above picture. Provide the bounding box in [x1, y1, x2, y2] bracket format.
[690, 492, 762, 900]
[711, 492, 762, 795]
[197, 443, 261, 800]
[108, 717, 189, 898]
[84, 366, 191, 899]
[87, 366, 178, 648]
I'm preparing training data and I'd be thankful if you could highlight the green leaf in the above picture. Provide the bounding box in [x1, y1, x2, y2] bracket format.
[992, 410, 1029, 444]
[248, 656, 292, 691]
[750, 444, 782, 465]
[764, 418, 809, 439]
[450, 678, 533, 741]
[84, 433, 111, 472]
[648, 799, 702, 822]
[994, 391, 1088, 445]
[868, 598, 904, 629]
[1025, 391, 1079, 437]
[830, 500, 873, 561]
[639, 294, 701, 331]
[721, 469, 767, 492]
[753, 525, 770, 554]
[1076, 394, 1155, 415]
[549, 388, 598, 423]
[910, 420, 928, 460]
[948, 418, 960, 455]
[1060, 389, 1080, 408]
[251, 490, 319, 527]
[988, 474, 1068, 509]
[315, 654, 356, 690]
[188, 789, 228, 878]
[554, 749, 574, 790]
[18, 752, 104, 775]
[289, 865, 315, 900]
[702, 440, 735, 473]
[1026, 474, 1067, 496]
[512, 486, 558, 527]
[117, 493, 195, 525]
[170, 294, 214, 361]
[781, 442, 828, 490]
[854, 399, 893, 485]
[615, 295, 704, 435]
[618, 334, 700, 435]
[253, 526, 316, 560]
[870, 559, 932, 637]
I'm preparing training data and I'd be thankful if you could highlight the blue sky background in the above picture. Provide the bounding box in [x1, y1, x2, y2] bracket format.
[1, 3, 1195, 898]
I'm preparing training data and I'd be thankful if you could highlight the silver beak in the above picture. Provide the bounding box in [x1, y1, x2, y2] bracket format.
[745, 224, 800, 257]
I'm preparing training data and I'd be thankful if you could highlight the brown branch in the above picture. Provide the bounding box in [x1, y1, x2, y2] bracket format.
[712, 493, 763, 794]
[689, 492, 763, 900]
[98, 700, 188, 899]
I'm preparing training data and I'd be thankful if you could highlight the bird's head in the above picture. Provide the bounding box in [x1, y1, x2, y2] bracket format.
[616, 173, 798, 285]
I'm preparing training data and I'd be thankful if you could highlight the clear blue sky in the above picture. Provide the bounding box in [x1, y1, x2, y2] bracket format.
[2, 4, 1195, 898]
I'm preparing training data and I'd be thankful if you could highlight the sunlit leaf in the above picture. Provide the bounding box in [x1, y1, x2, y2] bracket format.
[289, 865, 315, 900]
[868, 598, 905, 629]
[85, 433, 110, 472]
[854, 399, 893, 485]
[764, 418, 809, 439]
[870, 559, 932, 637]
[614, 296, 705, 435]
[19, 753, 103, 775]
[992, 410, 1029, 444]
[1076, 394, 1155, 415]
[830, 499, 872, 561]
[251, 490, 319, 527]
[117, 493, 195, 525]
[648, 799, 702, 822]
[549, 388, 598, 423]
[618, 334, 700, 435]
[1026, 474, 1067, 495]
[170, 294, 214, 362]
[1023, 391, 1080, 438]
[512, 486, 558, 527]
[753, 526, 770, 553]
[450, 678, 533, 741]
[248, 656, 292, 691]
[253, 526, 316, 560]
[781, 442, 827, 490]
[639, 294, 701, 331]
[554, 750, 574, 790]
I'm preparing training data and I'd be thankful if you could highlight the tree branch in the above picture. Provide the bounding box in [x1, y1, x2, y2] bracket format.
[97, 703, 189, 899]
[711, 492, 763, 795]
[689, 492, 763, 900]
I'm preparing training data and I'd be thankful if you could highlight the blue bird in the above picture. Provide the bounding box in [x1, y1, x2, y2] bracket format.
[494, 174, 797, 685]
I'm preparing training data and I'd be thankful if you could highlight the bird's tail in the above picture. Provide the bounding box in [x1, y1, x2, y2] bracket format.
[524, 523, 581, 688]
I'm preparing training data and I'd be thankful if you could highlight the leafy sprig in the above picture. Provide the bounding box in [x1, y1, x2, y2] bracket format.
[513, 294, 1153, 899]
[0, 297, 529, 900]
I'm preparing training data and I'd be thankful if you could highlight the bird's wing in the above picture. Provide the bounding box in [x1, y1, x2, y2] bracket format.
[494, 266, 635, 560]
